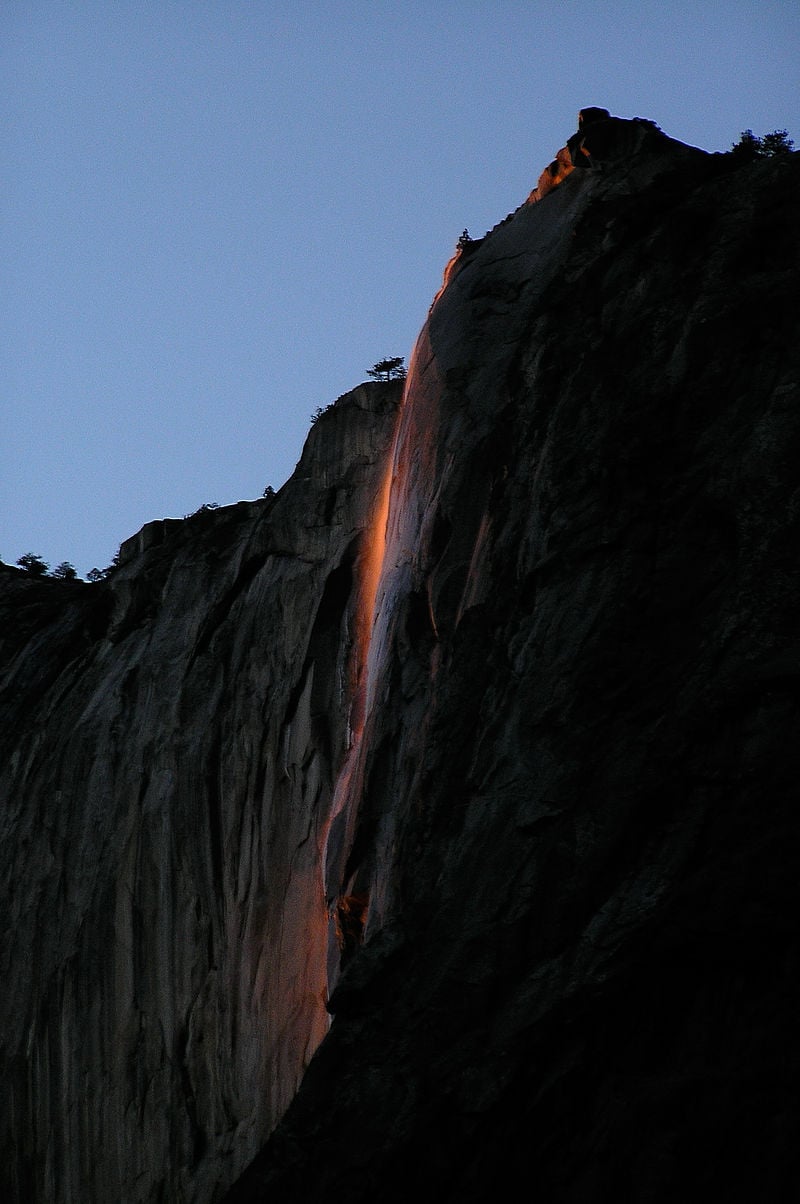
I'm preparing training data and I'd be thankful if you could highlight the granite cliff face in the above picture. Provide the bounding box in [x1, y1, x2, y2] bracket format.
[3, 113, 800, 1202]
[0, 384, 401, 1201]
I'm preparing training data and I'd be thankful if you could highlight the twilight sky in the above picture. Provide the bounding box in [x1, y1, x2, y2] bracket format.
[3, 0, 798, 577]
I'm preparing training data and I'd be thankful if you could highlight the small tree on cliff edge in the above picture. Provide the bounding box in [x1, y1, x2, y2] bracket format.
[17, 552, 49, 577]
[367, 356, 406, 382]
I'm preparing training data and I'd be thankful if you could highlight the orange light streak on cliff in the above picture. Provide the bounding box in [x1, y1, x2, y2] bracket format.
[429, 246, 464, 310]
[348, 432, 397, 741]
[319, 385, 408, 998]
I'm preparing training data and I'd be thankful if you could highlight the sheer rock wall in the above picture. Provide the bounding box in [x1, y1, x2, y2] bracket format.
[0, 383, 401, 1203]
[3, 112, 800, 1203]
[228, 124, 800, 1201]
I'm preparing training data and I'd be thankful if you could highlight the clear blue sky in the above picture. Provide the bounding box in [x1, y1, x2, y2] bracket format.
[3, 1, 798, 576]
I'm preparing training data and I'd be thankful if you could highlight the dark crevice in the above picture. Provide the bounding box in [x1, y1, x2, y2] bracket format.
[192, 556, 267, 659]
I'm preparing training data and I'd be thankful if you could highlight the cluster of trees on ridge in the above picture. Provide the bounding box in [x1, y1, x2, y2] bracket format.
[0, 551, 118, 582]
[730, 128, 794, 158]
[4, 553, 78, 580]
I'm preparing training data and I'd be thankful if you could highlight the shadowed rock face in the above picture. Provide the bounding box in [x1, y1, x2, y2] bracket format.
[3, 115, 800, 1203]
[225, 124, 800, 1201]
[0, 384, 401, 1202]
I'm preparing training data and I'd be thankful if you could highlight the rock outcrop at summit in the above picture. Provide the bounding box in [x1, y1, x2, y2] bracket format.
[2, 113, 800, 1203]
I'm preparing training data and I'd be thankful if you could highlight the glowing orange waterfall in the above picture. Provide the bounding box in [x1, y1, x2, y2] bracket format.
[319, 377, 408, 997]
[320, 299, 448, 1002]
[429, 245, 463, 310]
[349, 430, 397, 740]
